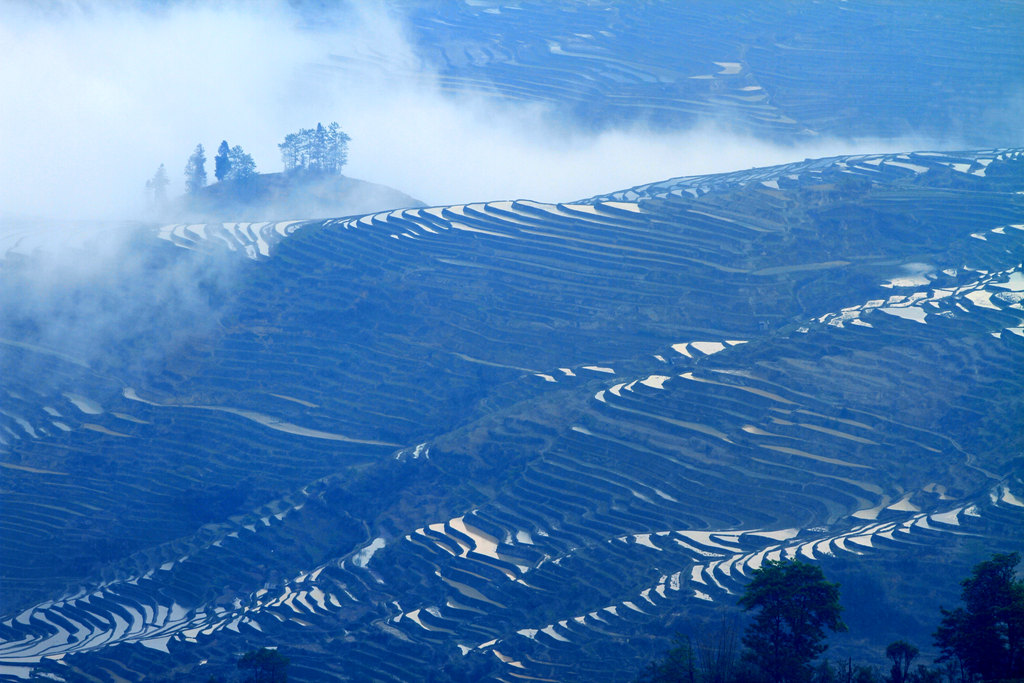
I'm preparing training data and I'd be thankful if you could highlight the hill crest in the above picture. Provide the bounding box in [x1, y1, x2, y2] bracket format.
[170, 171, 424, 222]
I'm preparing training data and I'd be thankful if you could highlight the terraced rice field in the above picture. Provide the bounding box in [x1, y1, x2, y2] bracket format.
[327, 1, 1024, 145]
[1, 149, 1023, 680]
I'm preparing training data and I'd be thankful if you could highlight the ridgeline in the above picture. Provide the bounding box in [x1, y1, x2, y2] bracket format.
[170, 171, 424, 222]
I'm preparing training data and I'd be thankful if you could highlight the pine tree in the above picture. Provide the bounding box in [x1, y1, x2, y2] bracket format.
[184, 144, 207, 194]
[147, 163, 170, 207]
[214, 140, 231, 182]
[311, 122, 327, 172]
[325, 122, 350, 174]
[279, 133, 300, 172]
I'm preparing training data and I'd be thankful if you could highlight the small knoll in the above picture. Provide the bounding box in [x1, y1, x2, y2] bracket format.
[171, 171, 424, 222]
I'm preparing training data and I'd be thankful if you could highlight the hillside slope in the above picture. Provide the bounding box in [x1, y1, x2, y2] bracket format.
[321, 1, 1024, 144]
[169, 172, 425, 223]
[1, 149, 1022, 681]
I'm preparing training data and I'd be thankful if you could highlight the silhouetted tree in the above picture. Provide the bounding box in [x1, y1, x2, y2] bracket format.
[146, 163, 170, 207]
[636, 619, 742, 683]
[311, 122, 327, 170]
[853, 664, 881, 683]
[739, 559, 846, 683]
[279, 122, 349, 174]
[227, 145, 257, 182]
[696, 618, 740, 683]
[934, 552, 1024, 682]
[636, 633, 696, 683]
[885, 641, 918, 683]
[324, 121, 349, 172]
[184, 143, 207, 194]
[851, 663, 884, 683]
[907, 664, 941, 683]
[215, 140, 231, 181]
[238, 647, 289, 683]
[811, 659, 837, 683]
[278, 132, 302, 171]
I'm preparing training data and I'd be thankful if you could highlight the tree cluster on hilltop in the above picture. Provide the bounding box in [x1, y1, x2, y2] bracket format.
[638, 552, 1024, 683]
[278, 122, 350, 175]
[145, 122, 350, 208]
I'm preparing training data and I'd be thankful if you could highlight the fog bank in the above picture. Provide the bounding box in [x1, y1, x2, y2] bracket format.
[1, 1, 953, 224]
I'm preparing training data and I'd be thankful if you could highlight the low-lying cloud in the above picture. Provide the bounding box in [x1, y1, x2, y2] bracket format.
[0, 0, 956, 225]
[0, 223, 242, 387]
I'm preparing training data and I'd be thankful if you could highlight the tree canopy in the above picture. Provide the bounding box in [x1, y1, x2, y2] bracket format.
[237, 647, 289, 683]
[886, 640, 919, 683]
[214, 140, 231, 182]
[934, 552, 1024, 682]
[279, 122, 350, 175]
[738, 559, 846, 683]
[636, 633, 697, 683]
[145, 163, 170, 208]
[184, 143, 207, 194]
[206, 140, 256, 185]
[227, 145, 257, 182]
[634, 553, 1024, 683]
